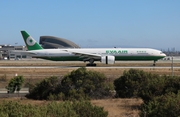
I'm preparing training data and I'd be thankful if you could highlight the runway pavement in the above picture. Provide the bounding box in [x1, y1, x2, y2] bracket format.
[0, 66, 179, 69]
[0, 58, 180, 69]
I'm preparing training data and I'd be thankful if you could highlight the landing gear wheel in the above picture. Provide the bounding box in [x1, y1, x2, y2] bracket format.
[86, 63, 96, 66]
[153, 61, 156, 66]
[86, 59, 96, 66]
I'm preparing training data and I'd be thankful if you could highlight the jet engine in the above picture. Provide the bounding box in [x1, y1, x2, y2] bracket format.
[101, 56, 115, 64]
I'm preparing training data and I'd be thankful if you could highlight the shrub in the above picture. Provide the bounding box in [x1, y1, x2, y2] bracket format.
[0, 100, 108, 117]
[114, 69, 157, 98]
[114, 69, 180, 101]
[73, 100, 108, 117]
[6, 75, 24, 93]
[61, 67, 112, 99]
[27, 67, 112, 100]
[114, 69, 180, 116]
[26, 76, 60, 100]
[140, 92, 180, 117]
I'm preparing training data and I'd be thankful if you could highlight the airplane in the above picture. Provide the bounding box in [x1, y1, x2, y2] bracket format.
[20, 31, 166, 66]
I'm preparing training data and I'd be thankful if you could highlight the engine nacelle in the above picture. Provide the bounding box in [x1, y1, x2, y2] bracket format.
[101, 56, 115, 64]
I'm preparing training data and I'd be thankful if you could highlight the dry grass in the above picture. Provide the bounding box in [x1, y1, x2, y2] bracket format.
[92, 98, 143, 117]
[0, 66, 179, 79]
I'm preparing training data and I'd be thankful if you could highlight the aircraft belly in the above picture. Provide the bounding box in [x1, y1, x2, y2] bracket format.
[115, 55, 164, 61]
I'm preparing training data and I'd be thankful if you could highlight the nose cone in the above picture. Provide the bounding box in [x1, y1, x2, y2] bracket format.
[162, 53, 166, 57]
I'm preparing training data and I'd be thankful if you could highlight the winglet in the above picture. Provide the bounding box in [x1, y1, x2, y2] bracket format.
[21, 31, 43, 50]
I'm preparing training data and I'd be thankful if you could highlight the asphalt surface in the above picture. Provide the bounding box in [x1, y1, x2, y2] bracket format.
[0, 66, 179, 69]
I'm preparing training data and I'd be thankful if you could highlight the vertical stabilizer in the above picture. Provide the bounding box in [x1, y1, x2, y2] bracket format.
[21, 31, 43, 50]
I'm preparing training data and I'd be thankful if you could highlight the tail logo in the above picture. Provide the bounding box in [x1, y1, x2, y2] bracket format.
[26, 36, 36, 46]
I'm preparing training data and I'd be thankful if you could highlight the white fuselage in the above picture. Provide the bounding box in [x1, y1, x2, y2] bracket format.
[27, 48, 166, 62]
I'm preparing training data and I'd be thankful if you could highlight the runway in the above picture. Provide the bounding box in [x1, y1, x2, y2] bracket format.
[0, 59, 180, 70]
[0, 66, 179, 69]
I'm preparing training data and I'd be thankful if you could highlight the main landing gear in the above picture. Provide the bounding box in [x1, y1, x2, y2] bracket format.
[153, 60, 156, 66]
[86, 59, 96, 66]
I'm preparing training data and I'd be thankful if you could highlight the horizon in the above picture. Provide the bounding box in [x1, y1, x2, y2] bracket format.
[0, 1, 180, 50]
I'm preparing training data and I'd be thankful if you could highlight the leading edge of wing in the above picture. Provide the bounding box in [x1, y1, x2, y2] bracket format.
[64, 50, 102, 58]
[10, 50, 37, 56]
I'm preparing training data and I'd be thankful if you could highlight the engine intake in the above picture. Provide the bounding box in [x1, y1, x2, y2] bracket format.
[101, 56, 115, 64]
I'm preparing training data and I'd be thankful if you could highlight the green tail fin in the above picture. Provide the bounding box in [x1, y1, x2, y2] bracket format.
[21, 31, 43, 50]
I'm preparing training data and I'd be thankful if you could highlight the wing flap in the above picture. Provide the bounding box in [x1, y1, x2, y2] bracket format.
[64, 50, 102, 59]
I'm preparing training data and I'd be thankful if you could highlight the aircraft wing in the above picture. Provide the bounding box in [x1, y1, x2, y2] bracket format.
[10, 50, 37, 56]
[64, 50, 102, 59]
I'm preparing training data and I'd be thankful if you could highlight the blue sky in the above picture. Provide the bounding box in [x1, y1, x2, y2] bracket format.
[0, 0, 180, 50]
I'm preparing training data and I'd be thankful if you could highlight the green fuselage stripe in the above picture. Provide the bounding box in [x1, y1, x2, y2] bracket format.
[37, 55, 164, 61]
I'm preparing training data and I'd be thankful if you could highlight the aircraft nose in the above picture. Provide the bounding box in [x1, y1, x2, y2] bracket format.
[162, 53, 166, 57]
